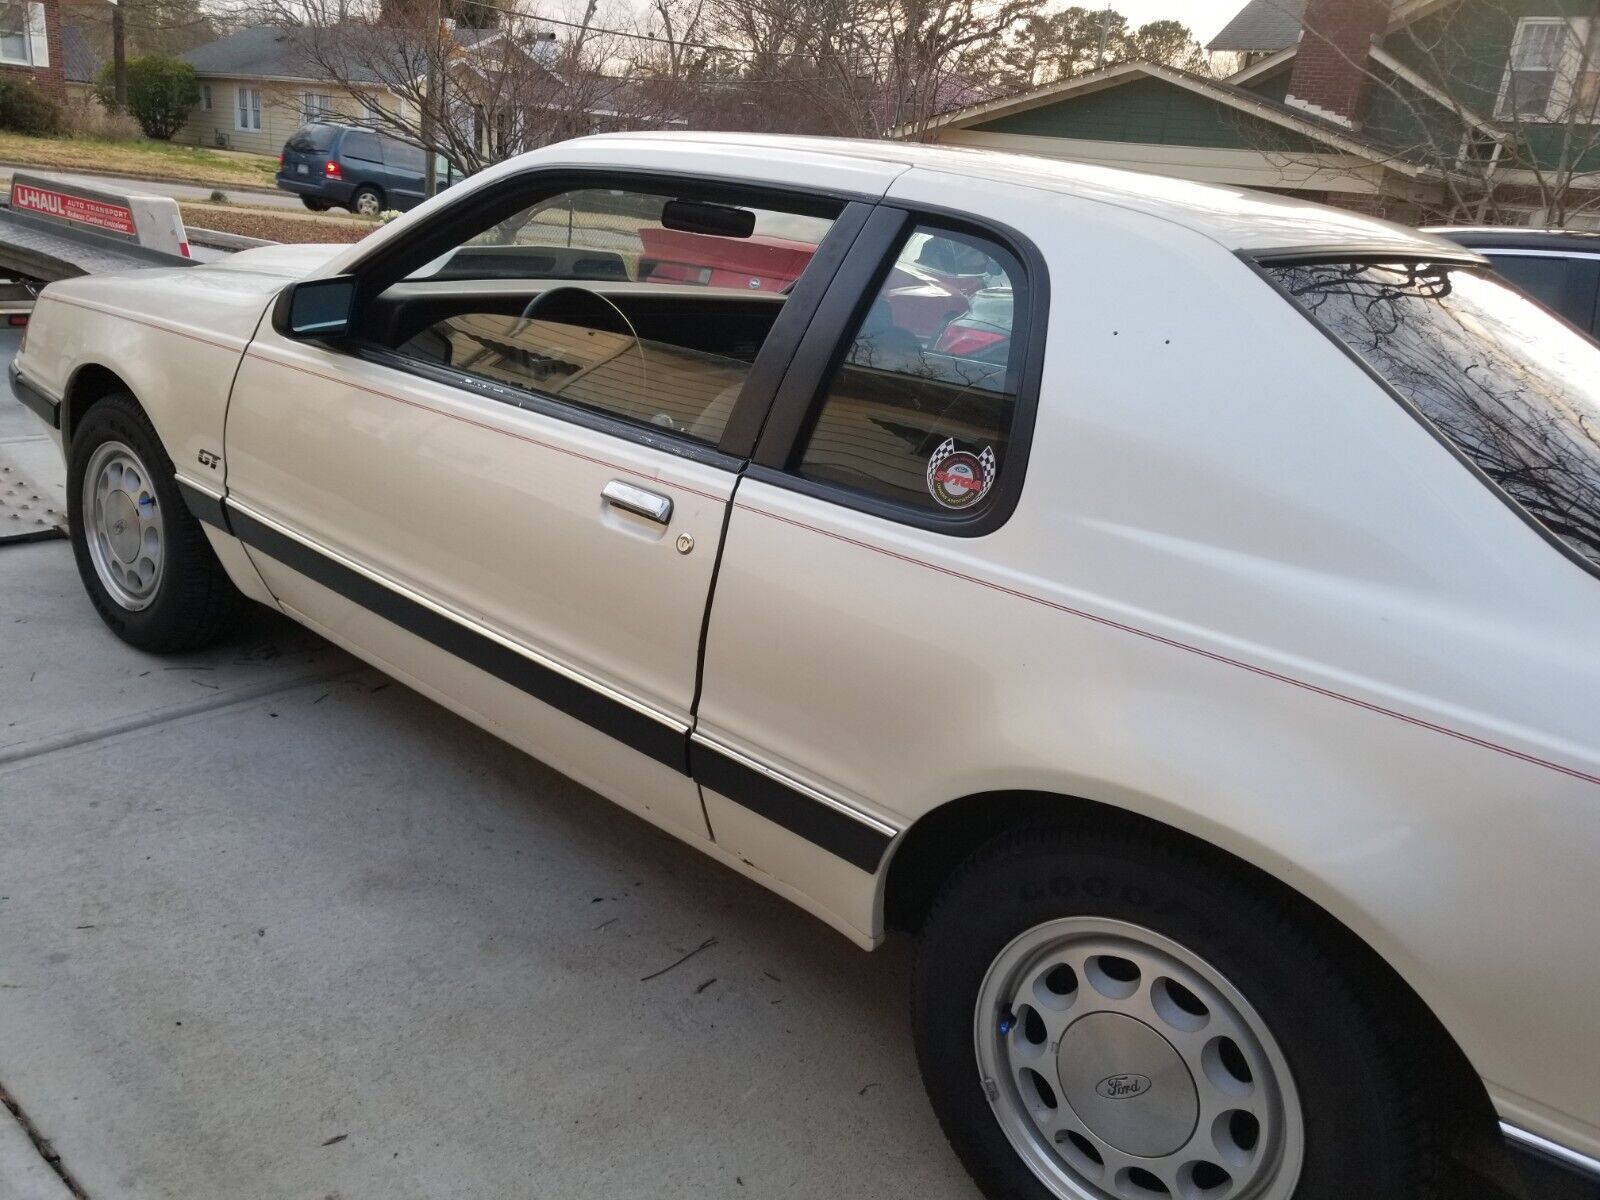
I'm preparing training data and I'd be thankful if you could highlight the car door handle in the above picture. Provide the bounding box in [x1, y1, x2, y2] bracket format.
[602, 480, 673, 525]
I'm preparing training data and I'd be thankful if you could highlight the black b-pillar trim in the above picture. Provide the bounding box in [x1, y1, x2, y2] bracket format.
[227, 506, 690, 773]
[689, 740, 893, 873]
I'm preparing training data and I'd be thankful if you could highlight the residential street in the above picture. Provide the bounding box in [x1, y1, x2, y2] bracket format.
[0, 363, 977, 1198]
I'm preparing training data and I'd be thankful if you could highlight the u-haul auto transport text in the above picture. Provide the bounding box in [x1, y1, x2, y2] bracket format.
[11, 184, 136, 237]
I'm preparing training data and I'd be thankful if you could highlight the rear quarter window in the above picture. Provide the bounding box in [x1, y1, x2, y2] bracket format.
[1269, 260, 1600, 573]
[285, 124, 336, 153]
[793, 225, 1029, 519]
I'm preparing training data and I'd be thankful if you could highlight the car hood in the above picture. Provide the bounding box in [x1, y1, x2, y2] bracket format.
[203, 242, 349, 278]
[38, 242, 349, 353]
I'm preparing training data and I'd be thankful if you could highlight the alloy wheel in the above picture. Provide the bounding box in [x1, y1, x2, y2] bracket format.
[82, 440, 165, 611]
[974, 917, 1304, 1200]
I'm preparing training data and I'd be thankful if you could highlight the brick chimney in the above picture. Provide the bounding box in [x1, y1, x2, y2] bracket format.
[1285, 0, 1389, 128]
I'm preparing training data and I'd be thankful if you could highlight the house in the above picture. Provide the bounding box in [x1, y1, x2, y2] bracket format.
[906, 0, 1600, 226]
[176, 23, 611, 162]
[179, 26, 418, 155]
[0, 0, 64, 102]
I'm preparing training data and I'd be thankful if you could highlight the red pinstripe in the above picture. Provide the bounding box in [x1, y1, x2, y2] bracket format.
[51, 296, 243, 354]
[737, 502, 1600, 790]
[56, 294, 1595, 790]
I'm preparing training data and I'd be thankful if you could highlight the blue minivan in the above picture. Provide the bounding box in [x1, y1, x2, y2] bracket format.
[276, 122, 453, 216]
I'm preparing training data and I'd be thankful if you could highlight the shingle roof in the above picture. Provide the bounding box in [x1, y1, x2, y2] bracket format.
[182, 26, 375, 83]
[60, 25, 100, 84]
[181, 24, 503, 85]
[1206, 0, 1306, 52]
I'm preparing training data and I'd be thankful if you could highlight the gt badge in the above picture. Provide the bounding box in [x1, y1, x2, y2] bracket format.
[197, 448, 220, 469]
[926, 438, 996, 510]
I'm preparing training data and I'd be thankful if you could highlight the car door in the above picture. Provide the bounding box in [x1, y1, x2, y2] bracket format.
[222, 170, 869, 842]
[380, 136, 426, 210]
[691, 192, 1048, 941]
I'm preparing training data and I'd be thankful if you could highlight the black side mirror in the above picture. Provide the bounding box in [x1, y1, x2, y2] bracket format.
[275, 276, 356, 339]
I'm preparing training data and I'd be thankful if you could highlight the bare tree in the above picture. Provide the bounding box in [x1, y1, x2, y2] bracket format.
[629, 0, 1042, 139]
[233, 0, 670, 175]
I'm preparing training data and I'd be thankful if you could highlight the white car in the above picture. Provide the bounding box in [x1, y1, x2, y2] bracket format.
[11, 133, 1600, 1200]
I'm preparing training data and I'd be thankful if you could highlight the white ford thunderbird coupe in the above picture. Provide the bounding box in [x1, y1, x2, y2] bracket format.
[11, 134, 1600, 1200]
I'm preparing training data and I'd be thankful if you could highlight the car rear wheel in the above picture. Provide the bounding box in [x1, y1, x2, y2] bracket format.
[301, 196, 331, 212]
[913, 826, 1447, 1200]
[350, 186, 383, 217]
[67, 393, 248, 652]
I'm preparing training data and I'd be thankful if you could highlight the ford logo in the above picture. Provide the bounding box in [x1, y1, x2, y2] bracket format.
[1095, 1073, 1152, 1100]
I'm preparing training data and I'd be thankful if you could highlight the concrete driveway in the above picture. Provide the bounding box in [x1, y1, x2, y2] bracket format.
[0, 387, 977, 1198]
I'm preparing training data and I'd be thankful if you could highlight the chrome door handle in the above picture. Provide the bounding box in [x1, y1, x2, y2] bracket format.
[602, 480, 673, 525]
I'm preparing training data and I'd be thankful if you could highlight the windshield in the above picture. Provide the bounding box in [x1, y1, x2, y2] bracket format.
[1269, 260, 1600, 572]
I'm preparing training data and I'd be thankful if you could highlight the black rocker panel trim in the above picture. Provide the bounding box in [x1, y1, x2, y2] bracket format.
[222, 503, 894, 871]
[9, 363, 59, 428]
[176, 479, 229, 532]
[227, 505, 689, 772]
[689, 739, 893, 873]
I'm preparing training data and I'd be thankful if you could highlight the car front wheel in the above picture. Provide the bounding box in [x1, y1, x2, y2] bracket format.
[67, 393, 247, 652]
[913, 826, 1448, 1200]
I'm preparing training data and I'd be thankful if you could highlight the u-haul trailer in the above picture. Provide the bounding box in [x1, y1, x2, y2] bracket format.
[0, 173, 196, 307]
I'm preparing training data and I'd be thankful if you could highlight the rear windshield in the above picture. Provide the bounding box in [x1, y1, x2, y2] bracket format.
[1269, 261, 1600, 573]
[285, 123, 337, 153]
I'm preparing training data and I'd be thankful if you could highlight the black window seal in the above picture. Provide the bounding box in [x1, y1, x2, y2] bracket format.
[1249, 242, 1488, 268]
[304, 167, 875, 472]
[1242, 249, 1600, 585]
[749, 202, 1050, 539]
[349, 341, 747, 473]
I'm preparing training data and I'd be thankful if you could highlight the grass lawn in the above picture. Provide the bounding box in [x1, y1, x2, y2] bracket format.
[0, 132, 278, 190]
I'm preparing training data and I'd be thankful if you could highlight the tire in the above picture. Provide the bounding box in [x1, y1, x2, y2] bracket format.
[350, 186, 383, 217]
[301, 196, 331, 212]
[67, 393, 248, 653]
[913, 825, 1448, 1200]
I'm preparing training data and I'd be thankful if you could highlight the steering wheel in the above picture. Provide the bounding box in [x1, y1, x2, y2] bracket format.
[512, 284, 636, 338]
[509, 285, 653, 413]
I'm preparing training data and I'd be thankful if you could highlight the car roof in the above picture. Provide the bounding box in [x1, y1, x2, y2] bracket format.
[1423, 226, 1600, 253]
[324, 131, 1471, 278]
[574, 132, 1468, 260]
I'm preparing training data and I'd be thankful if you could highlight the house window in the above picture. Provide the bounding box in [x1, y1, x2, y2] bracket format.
[199, 83, 212, 111]
[0, 2, 48, 68]
[236, 86, 262, 132]
[1497, 16, 1597, 121]
[301, 91, 333, 120]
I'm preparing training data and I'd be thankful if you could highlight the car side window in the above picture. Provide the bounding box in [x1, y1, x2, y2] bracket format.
[384, 138, 425, 172]
[1487, 253, 1573, 311]
[377, 185, 839, 446]
[793, 225, 1026, 515]
[343, 131, 381, 163]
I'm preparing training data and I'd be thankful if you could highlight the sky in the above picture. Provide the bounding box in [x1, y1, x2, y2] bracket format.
[1105, 0, 1245, 43]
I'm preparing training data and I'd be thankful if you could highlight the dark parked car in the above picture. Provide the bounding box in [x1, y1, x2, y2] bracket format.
[1428, 226, 1600, 337]
[276, 122, 453, 216]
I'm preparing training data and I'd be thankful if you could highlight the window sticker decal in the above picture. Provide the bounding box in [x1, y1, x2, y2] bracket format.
[926, 439, 996, 510]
